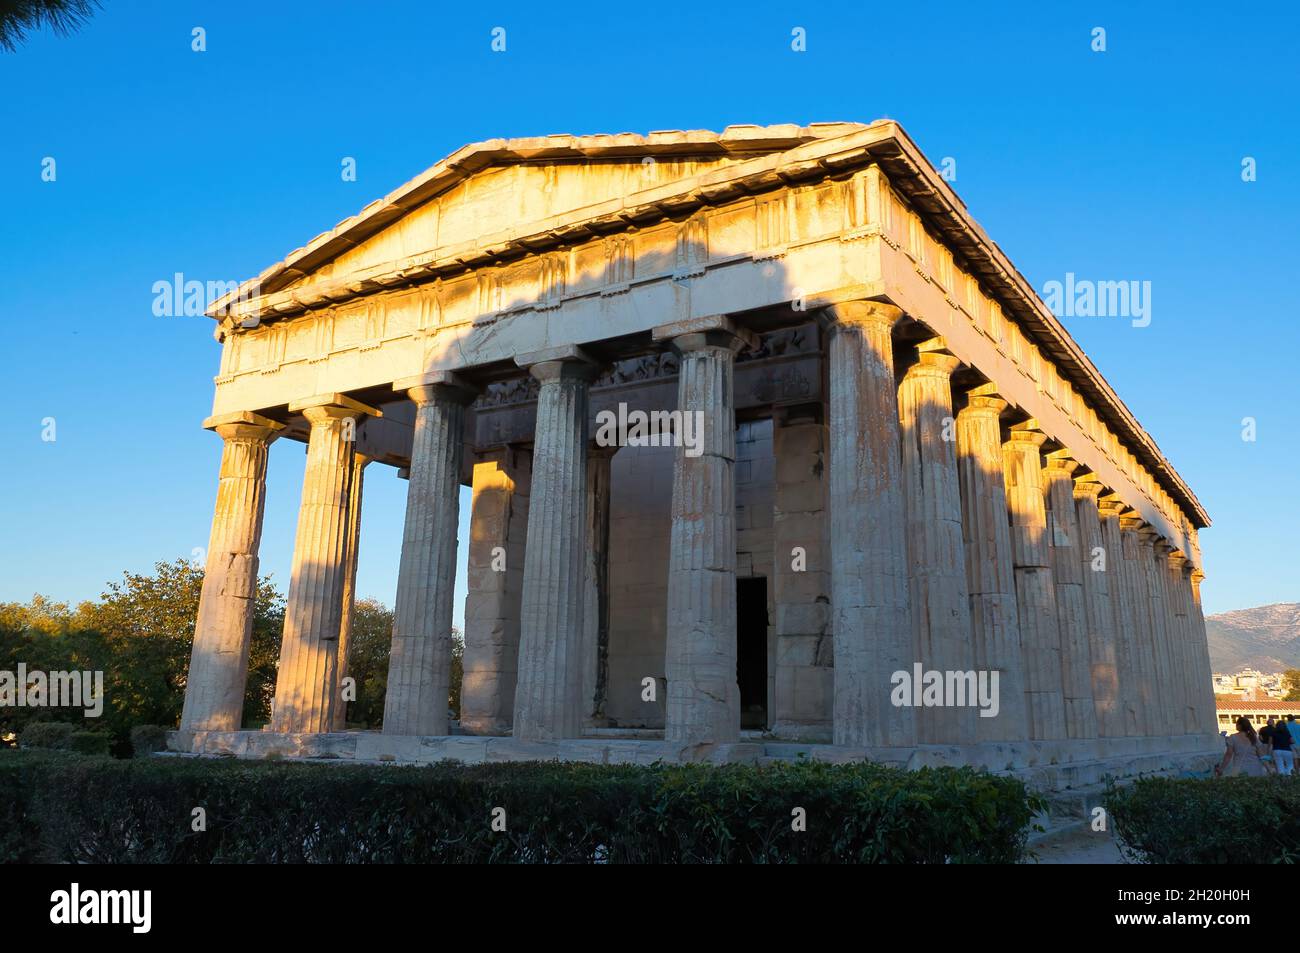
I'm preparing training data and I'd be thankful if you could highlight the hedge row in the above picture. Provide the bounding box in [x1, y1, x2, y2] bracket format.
[1105, 775, 1300, 863]
[17, 721, 111, 756]
[0, 751, 1041, 863]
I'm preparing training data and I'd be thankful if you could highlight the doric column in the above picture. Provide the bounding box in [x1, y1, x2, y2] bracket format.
[383, 373, 475, 736]
[333, 451, 371, 731]
[181, 411, 283, 732]
[1168, 552, 1195, 732]
[655, 316, 753, 748]
[1137, 529, 1173, 725]
[461, 446, 531, 734]
[1159, 542, 1189, 731]
[512, 347, 599, 742]
[1043, 450, 1097, 739]
[822, 301, 913, 748]
[956, 383, 1026, 742]
[582, 445, 615, 726]
[771, 405, 833, 734]
[1097, 497, 1140, 734]
[899, 338, 975, 745]
[272, 395, 380, 734]
[1003, 421, 1066, 740]
[1118, 513, 1158, 731]
[1189, 568, 1216, 733]
[1074, 478, 1122, 737]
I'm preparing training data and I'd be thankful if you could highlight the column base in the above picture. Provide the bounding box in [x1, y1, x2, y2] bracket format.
[165, 729, 1223, 792]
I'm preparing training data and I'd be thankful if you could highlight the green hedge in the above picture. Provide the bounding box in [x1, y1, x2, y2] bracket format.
[19, 721, 76, 750]
[19, 722, 112, 757]
[130, 725, 170, 758]
[1106, 775, 1300, 863]
[0, 751, 1041, 863]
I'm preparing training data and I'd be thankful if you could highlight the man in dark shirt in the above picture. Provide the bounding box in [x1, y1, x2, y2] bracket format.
[1271, 715, 1295, 775]
[1259, 719, 1277, 774]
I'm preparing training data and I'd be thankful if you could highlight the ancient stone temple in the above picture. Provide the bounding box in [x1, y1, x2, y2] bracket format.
[172, 122, 1218, 787]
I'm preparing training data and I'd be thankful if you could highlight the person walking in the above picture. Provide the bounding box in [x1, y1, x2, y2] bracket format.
[1216, 716, 1268, 778]
[1272, 714, 1295, 775]
[1260, 717, 1278, 775]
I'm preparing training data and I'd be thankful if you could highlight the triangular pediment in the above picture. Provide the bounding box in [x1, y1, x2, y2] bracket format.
[219, 123, 869, 310]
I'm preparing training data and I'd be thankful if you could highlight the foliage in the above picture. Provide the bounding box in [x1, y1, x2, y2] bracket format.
[1106, 775, 1300, 863]
[0, 751, 1040, 864]
[339, 599, 460, 728]
[130, 724, 170, 758]
[19, 720, 75, 750]
[0, 558, 283, 753]
[1282, 669, 1300, 702]
[0, 0, 101, 53]
[66, 730, 110, 756]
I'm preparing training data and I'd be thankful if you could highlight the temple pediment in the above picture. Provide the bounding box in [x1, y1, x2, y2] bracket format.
[213, 123, 869, 314]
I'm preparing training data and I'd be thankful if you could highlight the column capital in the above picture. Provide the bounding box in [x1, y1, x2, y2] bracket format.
[818, 299, 903, 331]
[1043, 448, 1080, 476]
[393, 370, 479, 405]
[651, 314, 758, 353]
[1190, 568, 1206, 584]
[1169, 551, 1189, 570]
[514, 344, 602, 383]
[905, 336, 962, 378]
[1097, 497, 1126, 519]
[1006, 419, 1049, 449]
[959, 382, 1007, 417]
[203, 410, 284, 443]
[289, 393, 383, 422]
[1073, 475, 1105, 502]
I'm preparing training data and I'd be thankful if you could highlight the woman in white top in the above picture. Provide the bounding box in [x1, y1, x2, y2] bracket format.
[1216, 717, 1268, 778]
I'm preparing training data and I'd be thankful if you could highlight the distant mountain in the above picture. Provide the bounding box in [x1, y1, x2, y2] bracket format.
[1206, 603, 1300, 673]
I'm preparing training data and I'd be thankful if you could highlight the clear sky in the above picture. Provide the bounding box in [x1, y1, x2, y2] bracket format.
[1, 0, 1295, 621]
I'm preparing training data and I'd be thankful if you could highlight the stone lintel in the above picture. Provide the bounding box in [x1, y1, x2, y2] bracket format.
[288, 393, 383, 418]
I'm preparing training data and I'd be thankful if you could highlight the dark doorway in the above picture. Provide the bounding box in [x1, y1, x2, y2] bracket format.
[736, 577, 769, 730]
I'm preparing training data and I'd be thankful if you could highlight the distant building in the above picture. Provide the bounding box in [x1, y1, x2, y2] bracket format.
[1214, 695, 1300, 732]
[1210, 669, 1288, 700]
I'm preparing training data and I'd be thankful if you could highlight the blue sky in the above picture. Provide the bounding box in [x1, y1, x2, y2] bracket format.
[0, 0, 1295, 620]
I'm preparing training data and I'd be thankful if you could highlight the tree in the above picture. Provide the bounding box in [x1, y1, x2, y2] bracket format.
[339, 600, 462, 729]
[1283, 670, 1300, 702]
[1, 558, 283, 752]
[0, 0, 101, 53]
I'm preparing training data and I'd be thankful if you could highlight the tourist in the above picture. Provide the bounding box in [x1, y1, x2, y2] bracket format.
[1215, 716, 1268, 777]
[1288, 714, 1300, 753]
[1260, 718, 1277, 775]
[1272, 715, 1295, 775]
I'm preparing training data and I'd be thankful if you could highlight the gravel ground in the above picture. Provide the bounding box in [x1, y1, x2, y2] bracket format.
[1028, 826, 1128, 864]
